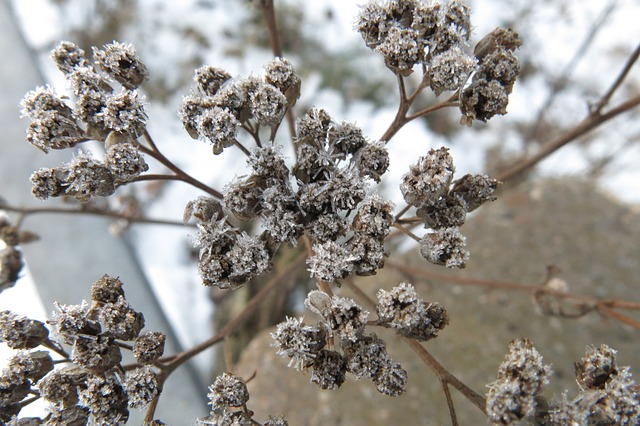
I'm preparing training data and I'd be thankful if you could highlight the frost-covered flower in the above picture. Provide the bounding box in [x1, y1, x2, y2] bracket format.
[194, 65, 231, 96]
[271, 317, 327, 371]
[0, 311, 48, 350]
[486, 338, 551, 425]
[376, 283, 448, 341]
[207, 372, 249, 410]
[123, 366, 159, 409]
[97, 89, 148, 138]
[401, 147, 455, 207]
[105, 142, 148, 181]
[51, 41, 89, 74]
[78, 373, 129, 424]
[307, 240, 359, 282]
[419, 227, 469, 268]
[93, 41, 149, 89]
[196, 107, 240, 154]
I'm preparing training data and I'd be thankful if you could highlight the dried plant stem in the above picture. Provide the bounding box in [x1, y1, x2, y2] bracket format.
[387, 259, 640, 329]
[344, 278, 486, 423]
[160, 252, 307, 376]
[143, 393, 161, 424]
[404, 338, 488, 416]
[380, 76, 459, 143]
[259, 0, 297, 140]
[138, 130, 224, 199]
[0, 203, 189, 227]
[498, 42, 640, 183]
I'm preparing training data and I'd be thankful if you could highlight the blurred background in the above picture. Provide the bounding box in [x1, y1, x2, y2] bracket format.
[1, 0, 639, 423]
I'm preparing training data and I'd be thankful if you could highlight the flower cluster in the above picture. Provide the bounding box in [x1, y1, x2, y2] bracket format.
[487, 341, 640, 425]
[356, 0, 521, 125]
[486, 338, 551, 424]
[271, 283, 448, 396]
[356, 0, 473, 76]
[0, 215, 35, 293]
[0, 274, 166, 424]
[401, 147, 498, 268]
[195, 372, 288, 426]
[179, 58, 300, 154]
[460, 27, 522, 125]
[184, 100, 394, 289]
[22, 41, 149, 202]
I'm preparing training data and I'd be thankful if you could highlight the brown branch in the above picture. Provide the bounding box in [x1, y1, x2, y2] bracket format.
[441, 379, 459, 426]
[1, 203, 189, 227]
[161, 252, 307, 375]
[404, 338, 488, 416]
[345, 278, 487, 421]
[497, 93, 640, 183]
[499, 42, 640, 183]
[387, 259, 640, 330]
[259, 0, 297, 141]
[591, 41, 640, 113]
[138, 130, 224, 199]
[526, 1, 617, 142]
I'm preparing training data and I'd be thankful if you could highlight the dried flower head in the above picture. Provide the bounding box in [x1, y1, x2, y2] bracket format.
[78, 373, 129, 425]
[310, 349, 347, 390]
[105, 142, 148, 181]
[99, 296, 145, 340]
[184, 196, 224, 224]
[271, 317, 327, 371]
[51, 41, 89, 74]
[1, 246, 24, 293]
[133, 331, 166, 365]
[307, 240, 359, 282]
[38, 365, 87, 408]
[97, 89, 148, 138]
[93, 41, 149, 89]
[250, 83, 287, 126]
[71, 335, 122, 372]
[207, 372, 249, 410]
[341, 333, 389, 380]
[373, 360, 407, 397]
[123, 366, 160, 409]
[401, 147, 455, 206]
[376, 282, 448, 341]
[194, 65, 232, 96]
[197, 107, 240, 154]
[419, 227, 469, 268]
[575, 344, 619, 391]
[50, 301, 99, 344]
[20, 86, 85, 152]
[264, 57, 301, 107]
[352, 194, 395, 238]
[486, 338, 551, 424]
[0, 311, 49, 349]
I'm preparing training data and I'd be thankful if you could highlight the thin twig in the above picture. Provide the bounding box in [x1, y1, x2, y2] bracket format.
[1, 204, 189, 227]
[499, 43, 640, 183]
[387, 259, 640, 330]
[526, 0, 617, 142]
[591, 41, 640, 113]
[497, 93, 640, 183]
[259, 0, 297, 140]
[441, 379, 459, 426]
[139, 130, 223, 199]
[161, 252, 307, 375]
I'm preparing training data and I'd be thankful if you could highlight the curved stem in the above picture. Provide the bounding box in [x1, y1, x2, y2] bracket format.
[1, 203, 190, 228]
[392, 223, 421, 242]
[161, 252, 307, 375]
[138, 130, 223, 199]
[260, 0, 297, 140]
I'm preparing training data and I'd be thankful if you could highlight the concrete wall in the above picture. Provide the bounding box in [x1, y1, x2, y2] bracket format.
[0, 0, 208, 422]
